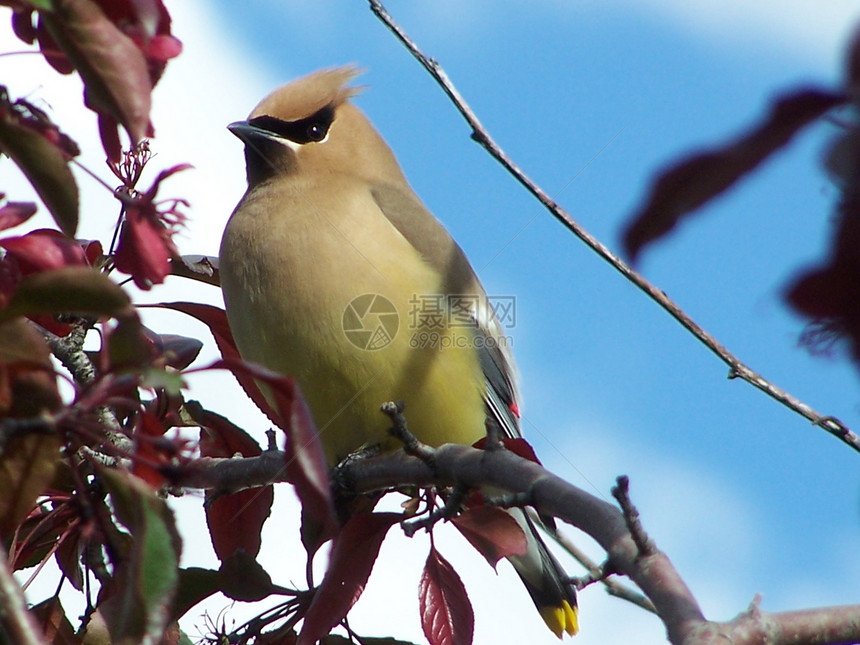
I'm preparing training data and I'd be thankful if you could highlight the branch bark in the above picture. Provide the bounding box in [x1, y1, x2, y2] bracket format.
[171, 444, 860, 645]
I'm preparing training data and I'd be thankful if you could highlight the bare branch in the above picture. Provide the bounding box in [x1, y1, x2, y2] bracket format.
[366, 0, 860, 455]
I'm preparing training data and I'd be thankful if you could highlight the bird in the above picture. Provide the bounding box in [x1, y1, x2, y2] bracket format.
[219, 66, 578, 639]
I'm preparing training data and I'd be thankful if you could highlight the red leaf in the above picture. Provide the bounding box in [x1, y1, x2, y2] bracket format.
[297, 513, 400, 645]
[278, 378, 339, 542]
[451, 507, 527, 569]
[0, 201, 37, 231]
[0, 229, 88, 273]
[112, 164, 189, 289]
[205, 358, 338, 541]
[39, 0, 154, 147]
[472, 436, 542, 465]
[148, 302, 279, 424]
[419, 546, 474, 645]
[113, 212, 172, 289]
[191, 402, 273, 560]
[130, 410, 169, 488]
[623, 88, 846, 261]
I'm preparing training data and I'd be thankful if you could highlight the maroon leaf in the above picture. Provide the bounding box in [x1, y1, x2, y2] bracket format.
[148, 302, 280, 424]
[472, 436, 542, 465]
[113, 163, 190, 290]
[54, 526, 86, 591]
[191, 402, 273, 560]
[39, 0, 153, 149]
[114, 212, 172, 289]
[297, 513, 400, 645]
[451, 507, 527, 569]
[204, 358, 338, 542]
[279, 377, 339, 543]
[419, 546, 474, 645]
[156, 333, 203, 370]
[0, 229, 89, 273]
[30, 596, 78, 645]
[623, 88, 846, 261]
[0, 200, 37, 231]
[129, 410, 170, 488]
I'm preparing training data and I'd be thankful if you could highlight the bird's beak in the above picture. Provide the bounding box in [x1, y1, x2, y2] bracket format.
[227, 120, 262, 144]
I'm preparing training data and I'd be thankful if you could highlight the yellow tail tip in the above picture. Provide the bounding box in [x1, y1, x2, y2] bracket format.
[539, 600, 579, 638]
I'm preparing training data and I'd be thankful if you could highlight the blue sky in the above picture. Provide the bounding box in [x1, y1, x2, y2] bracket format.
[4, 2, 860, 643]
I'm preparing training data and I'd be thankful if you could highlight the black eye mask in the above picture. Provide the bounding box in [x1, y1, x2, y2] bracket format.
[248, 104, 335, 144]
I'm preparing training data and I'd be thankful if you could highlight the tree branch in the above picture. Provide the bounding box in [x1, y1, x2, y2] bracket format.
[171, 444, 860, 644]
[366, 0, 860, 455]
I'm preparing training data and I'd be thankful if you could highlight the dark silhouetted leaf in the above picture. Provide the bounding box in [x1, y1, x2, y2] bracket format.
[451, 507, 527, 569]
[787, 192, 860, 360]
[419, 546, 474, 645]
[172, 567, 221, 622]
[218, 550, 277, 602]
[297, 513, 400, 645]
[202, 358, 338, 547]
[623, 88, 845, 261]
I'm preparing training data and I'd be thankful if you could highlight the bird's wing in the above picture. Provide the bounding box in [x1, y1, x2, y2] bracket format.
[371, 183, 522, 439]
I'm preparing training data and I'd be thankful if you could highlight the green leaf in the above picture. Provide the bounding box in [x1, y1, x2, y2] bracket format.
[0, 106, 78, 236]
[97, 467, 181, 644]
[0, 267, 133, 324]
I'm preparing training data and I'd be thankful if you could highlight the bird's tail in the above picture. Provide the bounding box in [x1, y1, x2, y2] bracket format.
[506, 508, 578, 638]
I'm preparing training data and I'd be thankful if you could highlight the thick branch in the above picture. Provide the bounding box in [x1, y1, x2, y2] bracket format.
[366, 0, 860, 455]
[172, 445, 860, 645]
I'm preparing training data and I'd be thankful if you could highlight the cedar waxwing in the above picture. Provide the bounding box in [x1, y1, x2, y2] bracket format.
[219, 66, 578, 639]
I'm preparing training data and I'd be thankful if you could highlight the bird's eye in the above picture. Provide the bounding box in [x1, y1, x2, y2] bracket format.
[307, 123, 326, 142]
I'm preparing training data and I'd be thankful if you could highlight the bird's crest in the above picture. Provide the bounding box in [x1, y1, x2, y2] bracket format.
[249, 65, 364, 122]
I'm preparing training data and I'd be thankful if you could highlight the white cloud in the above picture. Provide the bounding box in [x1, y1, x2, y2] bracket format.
[620, 0, 860, 72]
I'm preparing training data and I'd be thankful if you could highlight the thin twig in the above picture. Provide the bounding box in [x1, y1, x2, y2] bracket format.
[367, 0, 860, 455]
[611, 476, 654, 557]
